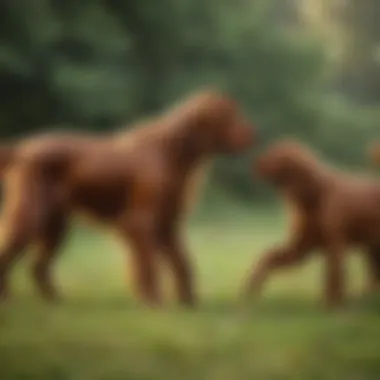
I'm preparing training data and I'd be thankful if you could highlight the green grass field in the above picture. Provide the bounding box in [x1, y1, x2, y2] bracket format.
[1, 211, 380, 380]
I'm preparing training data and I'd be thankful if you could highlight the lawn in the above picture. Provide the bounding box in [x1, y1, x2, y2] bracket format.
[1, 211, 380, 380]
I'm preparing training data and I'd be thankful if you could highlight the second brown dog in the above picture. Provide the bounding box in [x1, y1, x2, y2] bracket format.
[243, 139, 380, 308]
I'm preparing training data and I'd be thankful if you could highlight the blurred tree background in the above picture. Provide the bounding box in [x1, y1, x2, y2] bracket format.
[0, 0, 379, 205]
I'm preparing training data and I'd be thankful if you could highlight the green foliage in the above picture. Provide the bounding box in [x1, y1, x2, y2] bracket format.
[0, 0, 379, 200]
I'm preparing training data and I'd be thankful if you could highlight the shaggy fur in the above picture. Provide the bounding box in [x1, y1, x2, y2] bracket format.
[243, 139, 380, 308]
[0, 90, 255, 307]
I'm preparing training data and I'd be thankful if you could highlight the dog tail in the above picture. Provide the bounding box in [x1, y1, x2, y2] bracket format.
[0, 145, 15, 176]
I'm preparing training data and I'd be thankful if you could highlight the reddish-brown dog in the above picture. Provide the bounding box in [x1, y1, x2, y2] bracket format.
[243, 139, 380, 308]
[0, 90, 254, 307]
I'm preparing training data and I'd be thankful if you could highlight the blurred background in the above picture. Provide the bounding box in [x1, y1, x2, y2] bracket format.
[2, 1, 380, 379]
[1, 0, 379, 210]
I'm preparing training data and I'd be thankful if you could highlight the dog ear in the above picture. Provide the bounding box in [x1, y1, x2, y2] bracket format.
[173, 91, 252, 154]
[174, 94, 226, 153]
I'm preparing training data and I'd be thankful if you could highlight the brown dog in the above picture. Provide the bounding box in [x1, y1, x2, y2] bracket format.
[0, 90, 254, 307]
[243, 139, 380, 308]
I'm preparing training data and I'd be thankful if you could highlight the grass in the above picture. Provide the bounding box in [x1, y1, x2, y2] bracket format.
[1, 211, 380, 379]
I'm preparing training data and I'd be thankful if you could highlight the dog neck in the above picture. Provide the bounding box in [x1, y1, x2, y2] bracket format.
[283, 165, 333, 211]
[157, 121, 210, 173]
